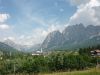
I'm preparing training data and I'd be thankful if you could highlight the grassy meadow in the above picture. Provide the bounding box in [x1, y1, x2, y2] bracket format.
[39, 68, 100, 75]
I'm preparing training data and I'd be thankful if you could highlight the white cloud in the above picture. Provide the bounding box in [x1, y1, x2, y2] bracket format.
[0, 24, 10, 30]
[16, 28, 49, 45]
[0, 13, 10, 23]
[68, 0, 100, 26]
[0, 13, 11, 30]
[0, 14, 64, 45]
[47, 24, 64, 33]
[4, 36, 15, 41]
[11, 24, 64, 45]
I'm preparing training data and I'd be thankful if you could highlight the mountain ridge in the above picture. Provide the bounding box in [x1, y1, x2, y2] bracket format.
[0, 42, 18, 53]
[41, 24, 100, 50]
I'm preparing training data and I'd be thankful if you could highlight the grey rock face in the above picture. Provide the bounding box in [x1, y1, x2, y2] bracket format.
[42, 24, 100, 50]
[42, 30, 64, 49]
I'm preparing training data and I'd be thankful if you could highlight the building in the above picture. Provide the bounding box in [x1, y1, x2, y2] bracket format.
[91, 49, 100, 57]
[32, 48, 43, 56]
[94, 50, 100, 56]
[91, 49, 100, 68]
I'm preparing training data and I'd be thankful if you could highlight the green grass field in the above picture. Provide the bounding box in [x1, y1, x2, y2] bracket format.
[8, 68, 100, 75]
[39, 68, 100, 75]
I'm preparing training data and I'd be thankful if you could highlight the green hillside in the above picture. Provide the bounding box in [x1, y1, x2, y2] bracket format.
[0, 42, 18, 53]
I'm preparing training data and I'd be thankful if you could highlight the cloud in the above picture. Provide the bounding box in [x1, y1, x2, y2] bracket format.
[11, 24, 65, 45]
[0, 13, 11, 30]
[31, 25, 64, 45]
[69, 0, 90, 6]
[0, 24, 10, 30]
[4, 36, 15, 41]
[68, 0, 100, 26]
[15, 29, 47, 45]
[0, 13, 10, 23]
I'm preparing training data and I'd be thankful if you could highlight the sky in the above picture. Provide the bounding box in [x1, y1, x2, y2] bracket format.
[0, 0, 100, 45]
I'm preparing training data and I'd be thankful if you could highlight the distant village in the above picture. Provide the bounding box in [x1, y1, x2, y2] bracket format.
[31, 48, 50, 56]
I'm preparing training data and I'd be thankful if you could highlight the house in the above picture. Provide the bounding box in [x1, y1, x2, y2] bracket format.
[91, 49, 100, 57]
[95, 50, 100, 56]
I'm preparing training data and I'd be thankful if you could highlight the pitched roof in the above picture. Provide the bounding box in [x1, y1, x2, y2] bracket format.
[95, 50, 100, 53]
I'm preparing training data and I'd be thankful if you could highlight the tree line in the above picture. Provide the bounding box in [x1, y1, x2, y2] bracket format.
[0, 45, 100, 75]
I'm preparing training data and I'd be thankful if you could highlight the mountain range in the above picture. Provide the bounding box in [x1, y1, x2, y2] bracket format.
[3, 39, 41, 52]
[0, 42, 18, 53]
[1, 24, 100, 52]
[4, 39, 33, 52]
[41, 24, 100, 50]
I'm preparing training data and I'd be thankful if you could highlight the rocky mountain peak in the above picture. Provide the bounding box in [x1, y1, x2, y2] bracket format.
[41, 24, 100, 50]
